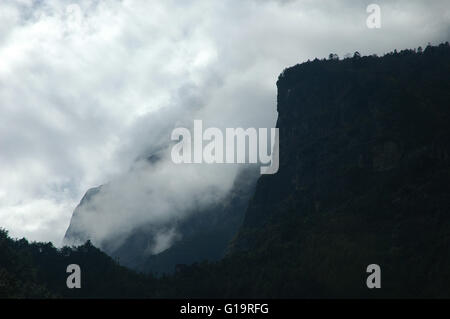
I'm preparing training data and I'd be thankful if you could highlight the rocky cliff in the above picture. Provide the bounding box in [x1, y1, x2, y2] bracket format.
[222, 43, 450, 297]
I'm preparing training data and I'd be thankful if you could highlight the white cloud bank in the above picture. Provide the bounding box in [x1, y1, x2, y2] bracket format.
[0, 0, 449, 245]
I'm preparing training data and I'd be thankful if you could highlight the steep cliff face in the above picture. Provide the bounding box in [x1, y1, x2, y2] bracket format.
[223, 43, 450, 297]
[235, 44, 450, 243]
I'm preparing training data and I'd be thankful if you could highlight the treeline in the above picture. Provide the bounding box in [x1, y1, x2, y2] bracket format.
[0, 228, 157, 298]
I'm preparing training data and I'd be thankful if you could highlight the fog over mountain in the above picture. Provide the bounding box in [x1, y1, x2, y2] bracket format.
[0, 0, 449, 245]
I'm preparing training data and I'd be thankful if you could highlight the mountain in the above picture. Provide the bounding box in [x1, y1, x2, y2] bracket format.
[64, 166, 259, 275]
[234, 43, 450, 255]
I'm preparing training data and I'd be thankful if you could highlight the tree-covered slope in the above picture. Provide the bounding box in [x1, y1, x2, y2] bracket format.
[0, 228, 155, 298]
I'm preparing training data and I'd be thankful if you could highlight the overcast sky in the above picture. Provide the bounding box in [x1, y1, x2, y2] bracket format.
[0, 0, 449, 245]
